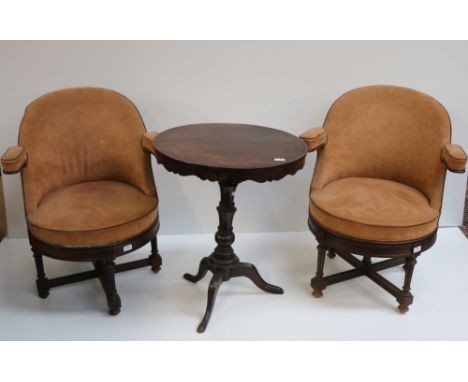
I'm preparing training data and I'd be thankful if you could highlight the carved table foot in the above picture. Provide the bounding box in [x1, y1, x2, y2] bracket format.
[231, 262, 283, 294]
[197, 272, 224, 333]
[184, 257, 210, 283]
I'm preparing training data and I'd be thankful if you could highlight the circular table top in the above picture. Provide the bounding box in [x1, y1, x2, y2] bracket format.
[153, 123, 307, 183]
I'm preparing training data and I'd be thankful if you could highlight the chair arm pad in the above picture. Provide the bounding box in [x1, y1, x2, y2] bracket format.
[300, 128, 328, 152]
[442, 144, 467, 173]
[141, 131, 158, 155]
[1, 146, 27, 174]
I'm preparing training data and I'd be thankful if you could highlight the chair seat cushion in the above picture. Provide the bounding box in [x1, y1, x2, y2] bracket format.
[309, 177, 439, 242]
[28, 181, 158, 247]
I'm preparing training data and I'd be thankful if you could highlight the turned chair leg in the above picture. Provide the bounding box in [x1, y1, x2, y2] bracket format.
[311, 245, 327, 298]
[97, 261, 122, 316]
[149, 236, 162, 273]
[32, 248, 50, 299]
[396, 253, 419, 314]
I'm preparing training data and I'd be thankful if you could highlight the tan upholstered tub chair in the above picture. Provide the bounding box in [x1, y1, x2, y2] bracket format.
[1, 87, 162, 315]
[301, 85, 467, 313]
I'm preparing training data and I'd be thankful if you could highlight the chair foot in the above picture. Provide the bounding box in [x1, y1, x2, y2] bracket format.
[150, 236, 162, 273]
[108, 297, 122, 316]
[396, 253, 418, 314]
[150, 253, 162, 273]
[327, 250, 336, 259]
[311, 245, 327, 298]
[312, 290, 323, 298]
[97, 261, 122, 316]
[36, 279, 50, 299]
[396, 292, 413, 314]
[32, 249, 50, 299]
[397, 306, 409, 314]
[311, 277, 326, 298]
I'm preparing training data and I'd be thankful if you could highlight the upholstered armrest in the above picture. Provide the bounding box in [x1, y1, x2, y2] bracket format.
[1, 146, 28, 174]
[141, 131, 158, 155]
[300, 128, 328, 152]
[442, 144, 467, 173]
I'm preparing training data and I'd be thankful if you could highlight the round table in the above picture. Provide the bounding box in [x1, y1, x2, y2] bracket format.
[153, 123, 307, 332]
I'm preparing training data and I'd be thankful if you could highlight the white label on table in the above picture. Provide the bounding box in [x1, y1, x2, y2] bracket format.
[123, 244, 133, 252]
[274, 158, 286, 162]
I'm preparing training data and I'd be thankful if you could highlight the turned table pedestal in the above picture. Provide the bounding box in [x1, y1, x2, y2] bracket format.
[153, 123, 307, 332]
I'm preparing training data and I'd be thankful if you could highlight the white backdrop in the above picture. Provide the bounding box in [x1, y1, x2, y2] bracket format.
[1, 41, 467, 237]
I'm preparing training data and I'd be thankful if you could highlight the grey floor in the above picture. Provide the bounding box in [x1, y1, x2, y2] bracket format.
[0, 228, 467, 340]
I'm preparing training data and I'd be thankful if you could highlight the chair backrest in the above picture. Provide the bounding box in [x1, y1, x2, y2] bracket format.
[312, 85, 451, 211]
[18, 87, 156, 215]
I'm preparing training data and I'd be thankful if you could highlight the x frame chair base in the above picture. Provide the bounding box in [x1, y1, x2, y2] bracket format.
[308, 217, 437, 313]
[29, 222, 162, 315]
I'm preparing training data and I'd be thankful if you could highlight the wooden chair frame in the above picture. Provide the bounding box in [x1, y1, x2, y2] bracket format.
[308, 217, 437, 313]
[29, 221, 162, 315]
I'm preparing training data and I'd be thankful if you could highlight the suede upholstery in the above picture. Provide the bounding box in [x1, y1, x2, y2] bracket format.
[300, 128, 327, 151]
[4, 87, 158, 247]
[306, 85, 466, 242]
[1, 146, 27, 173]
[310, 177, 439, 241]
[141, 131, 158, 155]
[442, 144, 467, 172]
[28, 181, 158, 246]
